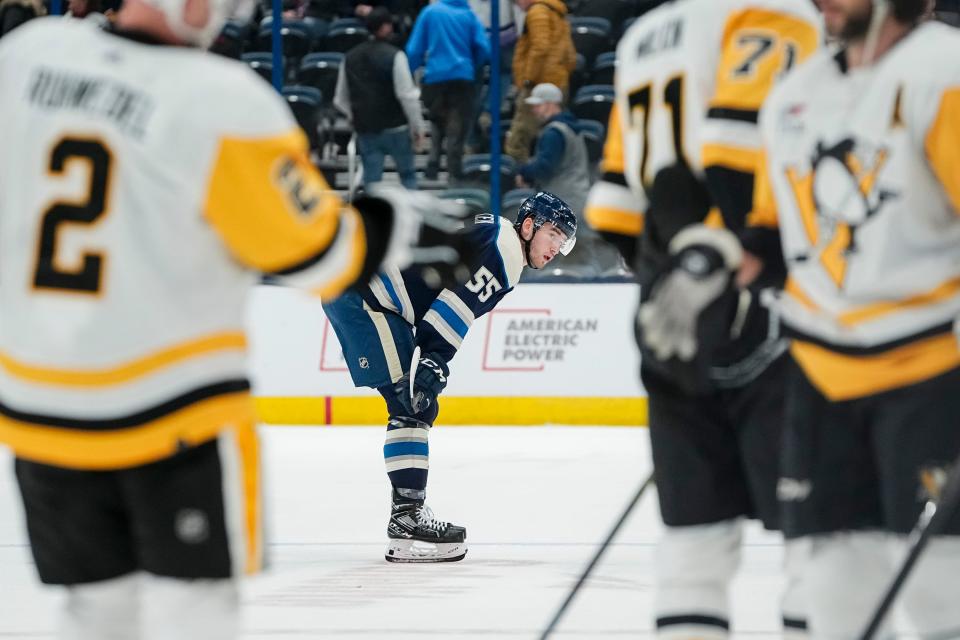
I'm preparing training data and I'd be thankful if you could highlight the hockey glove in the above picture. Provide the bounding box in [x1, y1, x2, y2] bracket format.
[361, 185, 476, 290]
[394, 353, 449, 416]
[637, 224, 743, 362]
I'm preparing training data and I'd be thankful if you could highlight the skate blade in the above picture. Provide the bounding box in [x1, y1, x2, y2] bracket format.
[385, 539, 467, 563]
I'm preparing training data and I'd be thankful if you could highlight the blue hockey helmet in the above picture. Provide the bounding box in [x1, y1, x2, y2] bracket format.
[513, 191, 578, 258]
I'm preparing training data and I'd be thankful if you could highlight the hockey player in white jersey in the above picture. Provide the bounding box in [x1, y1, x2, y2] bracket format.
[737, 0, 960, 636]
[584, 0, 821, 637]
[0, 1, 474, 638]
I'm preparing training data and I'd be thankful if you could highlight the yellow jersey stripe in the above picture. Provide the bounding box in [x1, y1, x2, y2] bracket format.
[837, 275, 960, 326]
[233, 420, 263, 574]
[600, 103, 626, 175]
[0, 391, 255, 470]
[925, 87, 960, 215]
[791, 333, 960, 401]
[0, 332, 246, 387]
[702, 143, 760, 174]
[586, 205, 645, 236]
[746, 150, 779, 229]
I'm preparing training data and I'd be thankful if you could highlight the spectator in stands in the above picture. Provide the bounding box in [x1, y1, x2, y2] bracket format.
[334, 7, 426, 190]
[405, 0, 489, 181]
[514, 83, 589, 216]
[0, 0, 43, 37]
[516, 83, 623, 275]
[505, 0, 575, 162]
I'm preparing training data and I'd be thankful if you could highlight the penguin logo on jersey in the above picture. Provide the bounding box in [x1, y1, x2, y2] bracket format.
[786, 137, 898, 288]
[811, 138, 896, 239]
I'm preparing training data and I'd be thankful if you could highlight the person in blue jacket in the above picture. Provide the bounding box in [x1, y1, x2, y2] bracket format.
[323, 192, 577, 563]
[405, 0, 489, 181]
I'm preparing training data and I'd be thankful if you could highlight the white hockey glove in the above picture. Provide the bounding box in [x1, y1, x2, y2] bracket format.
[638, 225, 743, 362]
[367, 185, 475, 289]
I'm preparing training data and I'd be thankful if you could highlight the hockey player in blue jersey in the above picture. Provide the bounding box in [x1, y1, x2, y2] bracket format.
[323, 191, 577, 563]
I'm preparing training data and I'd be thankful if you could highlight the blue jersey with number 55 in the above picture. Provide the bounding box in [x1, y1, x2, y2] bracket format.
[359, 214, 526, 365]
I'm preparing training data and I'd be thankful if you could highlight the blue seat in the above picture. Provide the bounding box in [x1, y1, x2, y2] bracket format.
[573, 0, 633, 26]
[241, 52, 273, 84]
[257, 20, 313, 61]
[571, 84, 615, 125]
[298, 52, 344, 109]
[461, 154, 518, 197]
[568, 16, 611, 32]
[211, 20, 251, 59]
[282, 85, 323, 150]
[590, 51, 616, 86]
[438, 188, 491, 216]
[568, 17, 612, 66]
[502, 188, 536, 215]
[324, 20, 369, 53]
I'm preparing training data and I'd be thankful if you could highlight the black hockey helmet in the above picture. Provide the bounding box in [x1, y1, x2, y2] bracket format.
[513, 191, 578, 259]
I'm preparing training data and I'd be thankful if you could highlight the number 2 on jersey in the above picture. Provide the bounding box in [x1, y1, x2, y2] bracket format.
[33, 137, 112, 295]
[627, 74, 685, 189]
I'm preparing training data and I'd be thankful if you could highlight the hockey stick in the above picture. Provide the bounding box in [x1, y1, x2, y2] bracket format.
[539, 471, 656, 640]
[346, 133, 362, 202]
[858, 451, 960, 640]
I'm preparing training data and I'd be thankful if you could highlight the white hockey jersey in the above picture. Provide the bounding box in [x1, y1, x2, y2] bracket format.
[749, 21, 960, 400]
[585, 0, 821, 239]
[0, 19, 371, 470]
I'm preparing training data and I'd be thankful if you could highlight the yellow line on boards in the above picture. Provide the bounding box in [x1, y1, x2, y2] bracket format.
[254, 396, 648, 427]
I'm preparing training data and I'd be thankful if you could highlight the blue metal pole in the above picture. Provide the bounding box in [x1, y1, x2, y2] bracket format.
[489, 0, 501, 217]
[50, 0, 62, 15]
[270, 0, 284, 92]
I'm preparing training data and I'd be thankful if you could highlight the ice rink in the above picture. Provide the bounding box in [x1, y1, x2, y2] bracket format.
[0, 426, 790, 639]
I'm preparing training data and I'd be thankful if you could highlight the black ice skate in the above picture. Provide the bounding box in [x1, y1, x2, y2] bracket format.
[385, 494, 467, 563]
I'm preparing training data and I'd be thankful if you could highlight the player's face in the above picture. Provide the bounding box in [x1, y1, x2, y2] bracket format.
[819, 0, 874, 39]
[528, 223, 568, 268]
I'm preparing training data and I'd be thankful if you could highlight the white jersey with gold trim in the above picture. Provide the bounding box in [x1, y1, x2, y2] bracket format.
[585, 0, 821, 241]
[750, 21, 960, 399]
[0, 19, 370, 469]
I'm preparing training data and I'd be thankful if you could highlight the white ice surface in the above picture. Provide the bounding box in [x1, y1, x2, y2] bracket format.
[0, 426, 790, 639]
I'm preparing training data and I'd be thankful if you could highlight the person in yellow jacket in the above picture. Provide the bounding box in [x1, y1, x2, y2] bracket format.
[504, 0, 576, 162]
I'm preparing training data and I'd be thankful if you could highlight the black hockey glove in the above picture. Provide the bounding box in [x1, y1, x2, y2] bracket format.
[394, 353, 449, 416]
[637, 224, 743, 362]
[361, 185, 476, 290]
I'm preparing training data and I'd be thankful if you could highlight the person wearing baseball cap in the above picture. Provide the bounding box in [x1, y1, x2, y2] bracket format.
[515, 83, 589, 218]
[515, 82, 620, 275]
[523, 82, 564, 106]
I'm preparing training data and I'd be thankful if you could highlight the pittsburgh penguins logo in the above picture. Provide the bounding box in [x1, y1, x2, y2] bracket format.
[810, 138, 896, 255]
[787, 137, 898, 287]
